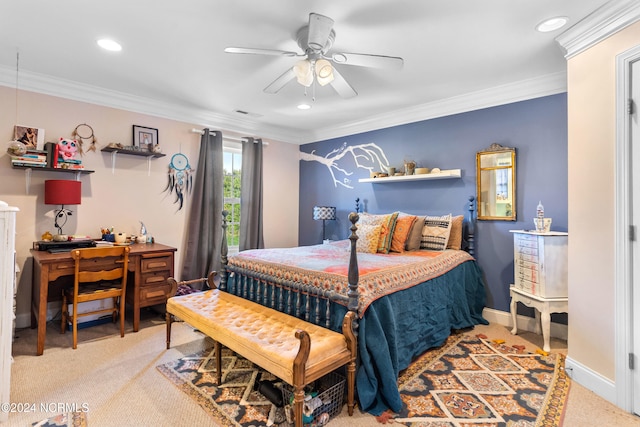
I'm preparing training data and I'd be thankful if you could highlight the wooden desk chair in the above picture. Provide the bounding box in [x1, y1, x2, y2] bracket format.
[60, 246, 130, 349]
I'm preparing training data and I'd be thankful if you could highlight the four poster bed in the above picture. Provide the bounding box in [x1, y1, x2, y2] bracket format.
[217, 196, 488, 416]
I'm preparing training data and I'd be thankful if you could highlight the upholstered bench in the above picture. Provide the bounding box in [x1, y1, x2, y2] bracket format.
[165, 285, 357, 427]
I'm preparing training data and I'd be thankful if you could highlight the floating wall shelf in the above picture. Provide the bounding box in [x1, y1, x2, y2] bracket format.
[100, 147, 166, 158]
[101, 147, 165, 175]
[358, 169, 461, 183]
[11, 164, 94, 174]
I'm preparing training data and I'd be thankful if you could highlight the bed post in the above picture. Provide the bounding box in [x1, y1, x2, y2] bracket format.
[220, 210, 229, 291]
[467, 196, 476, 256]
[347, 212, 359, 315]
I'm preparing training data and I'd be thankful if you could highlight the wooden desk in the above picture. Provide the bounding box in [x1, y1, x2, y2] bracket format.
[31, 242, 176, 355]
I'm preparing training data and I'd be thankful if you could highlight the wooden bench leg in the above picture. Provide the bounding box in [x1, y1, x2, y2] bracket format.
[215, 341, 222, 385]
[165, 312, 172, 349]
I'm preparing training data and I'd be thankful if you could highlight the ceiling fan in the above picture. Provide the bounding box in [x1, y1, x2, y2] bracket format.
[224, 13, 404, 99]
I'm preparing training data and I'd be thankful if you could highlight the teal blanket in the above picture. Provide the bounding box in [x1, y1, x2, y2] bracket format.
[333, 260, 487, 415]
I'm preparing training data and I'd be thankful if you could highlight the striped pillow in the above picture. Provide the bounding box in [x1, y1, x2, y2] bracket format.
[420, 214, 453, 251]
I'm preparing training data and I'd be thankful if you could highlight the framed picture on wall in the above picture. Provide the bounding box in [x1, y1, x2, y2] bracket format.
[14, 125, 45, 150]
[132, 125, 158, 150]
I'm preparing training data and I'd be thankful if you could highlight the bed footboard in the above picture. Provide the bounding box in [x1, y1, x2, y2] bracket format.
[219, 211, 360, 331]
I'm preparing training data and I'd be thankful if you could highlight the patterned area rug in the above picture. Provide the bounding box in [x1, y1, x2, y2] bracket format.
[157, 333, 570, 427]
[157, 347, 288, 426]
[394, 333, 570, 426]
[31, 412, 88, 427]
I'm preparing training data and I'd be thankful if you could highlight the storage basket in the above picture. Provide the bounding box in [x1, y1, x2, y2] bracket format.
[282, 371, 346, 425]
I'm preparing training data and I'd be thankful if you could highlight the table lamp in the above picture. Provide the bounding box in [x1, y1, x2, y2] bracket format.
[313, 206, 336, 243]
[44, 180, 81, 238]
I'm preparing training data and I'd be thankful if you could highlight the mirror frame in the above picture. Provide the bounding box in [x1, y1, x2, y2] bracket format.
[476, 143, 516, 221]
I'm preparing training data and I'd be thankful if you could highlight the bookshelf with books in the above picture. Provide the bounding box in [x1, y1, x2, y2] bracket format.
[10, 143, 94, 174]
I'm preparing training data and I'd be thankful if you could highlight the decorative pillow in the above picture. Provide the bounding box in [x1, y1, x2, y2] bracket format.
[355, 223, 383, 254]
[390, 215, 417, 252]
[358, 212, 399, 254]
[446, 215, 464, 250]
[405, 216, 426, 251]
[420, 214, 453, 251]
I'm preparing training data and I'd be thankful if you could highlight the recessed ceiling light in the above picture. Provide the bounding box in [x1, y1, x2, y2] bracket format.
[97, 39, 122, 52]
[297, 103, 311, 110]
[536, 16, 568, 33]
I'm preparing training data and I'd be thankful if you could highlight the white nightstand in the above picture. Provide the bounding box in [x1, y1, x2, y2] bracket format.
[509, 286, 568, 352]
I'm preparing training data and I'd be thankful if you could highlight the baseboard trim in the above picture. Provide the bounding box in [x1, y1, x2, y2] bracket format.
[15, 302, 61, 329]
[564, 356, 617, 405]
[481, 307, 568, 341]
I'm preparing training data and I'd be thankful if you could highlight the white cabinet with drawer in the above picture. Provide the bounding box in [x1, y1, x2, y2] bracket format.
[509, 229, 568, 352]
[511, 230, 568, 298]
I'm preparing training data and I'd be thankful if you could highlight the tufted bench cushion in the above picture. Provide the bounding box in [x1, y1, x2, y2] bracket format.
[166, 289, 354, 385]
[166, 287, 357, 427]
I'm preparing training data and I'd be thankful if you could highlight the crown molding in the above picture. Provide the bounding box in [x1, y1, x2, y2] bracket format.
[0, 65, 565, 146]
[305, 72, 567, 144]
[0, 65, 301, 144]
[555, 0, 640, 59]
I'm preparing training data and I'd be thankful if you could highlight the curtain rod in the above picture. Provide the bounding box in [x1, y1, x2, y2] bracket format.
[190, 128, 267, 145]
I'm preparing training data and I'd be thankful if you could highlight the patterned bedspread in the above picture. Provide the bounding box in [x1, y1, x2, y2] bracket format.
[227, 240, 475, 315]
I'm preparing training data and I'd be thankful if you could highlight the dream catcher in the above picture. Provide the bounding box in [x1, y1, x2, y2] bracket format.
[164, 152, 193, 210]
[71, 123, 97, 153]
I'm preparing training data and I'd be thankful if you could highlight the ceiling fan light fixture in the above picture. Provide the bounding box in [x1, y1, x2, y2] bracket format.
[293, 59, 313, 86]
[315, 59, 334, 86]
[297, 103, 312, 110]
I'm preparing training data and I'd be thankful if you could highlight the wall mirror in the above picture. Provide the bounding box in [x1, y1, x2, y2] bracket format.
[476, 143, 516, 221]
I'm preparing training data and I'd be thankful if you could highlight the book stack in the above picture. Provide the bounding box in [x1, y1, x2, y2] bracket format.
[10, 149, 47, 168]
[57, 158, 84, 170]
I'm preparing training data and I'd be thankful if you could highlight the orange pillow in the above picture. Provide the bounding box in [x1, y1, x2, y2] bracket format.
[390, 215, 417, 252]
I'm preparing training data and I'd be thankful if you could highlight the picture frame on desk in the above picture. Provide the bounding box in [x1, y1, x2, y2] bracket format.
[132, 125, 158, 151]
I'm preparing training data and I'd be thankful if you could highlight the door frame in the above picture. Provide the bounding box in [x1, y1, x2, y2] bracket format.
[615, 43, 640, 413]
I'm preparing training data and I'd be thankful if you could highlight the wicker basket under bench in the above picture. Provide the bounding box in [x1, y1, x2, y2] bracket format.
[165, 280, 357, 427]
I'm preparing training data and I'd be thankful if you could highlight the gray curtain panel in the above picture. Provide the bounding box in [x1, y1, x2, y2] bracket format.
[239, 137, 264, 251]
[180, 129, 224, 286]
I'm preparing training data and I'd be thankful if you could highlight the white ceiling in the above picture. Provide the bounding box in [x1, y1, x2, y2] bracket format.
[0, 1, 612, 144]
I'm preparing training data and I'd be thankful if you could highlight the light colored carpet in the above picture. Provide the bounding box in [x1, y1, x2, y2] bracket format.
[8, 309, 640, 426]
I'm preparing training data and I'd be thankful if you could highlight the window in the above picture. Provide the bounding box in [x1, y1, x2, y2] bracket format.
[223, 144, 241, 252]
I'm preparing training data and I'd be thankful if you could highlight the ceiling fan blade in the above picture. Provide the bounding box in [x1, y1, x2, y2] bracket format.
[263, 68, 296, 94]
[225, 47, 300, 57]
[330, 52, 404, 70]
[307, 13, 334, 51]
[330, 67, 357, 99]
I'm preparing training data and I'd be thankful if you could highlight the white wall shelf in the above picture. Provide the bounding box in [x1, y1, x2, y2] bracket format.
[358, 169, 461, 183]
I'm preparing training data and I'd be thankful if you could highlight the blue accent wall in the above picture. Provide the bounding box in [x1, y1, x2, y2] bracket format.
[299, 93, 568, 319]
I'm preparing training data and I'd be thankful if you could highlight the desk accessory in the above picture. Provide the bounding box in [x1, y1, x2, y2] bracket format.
[44, 180, 81, 238]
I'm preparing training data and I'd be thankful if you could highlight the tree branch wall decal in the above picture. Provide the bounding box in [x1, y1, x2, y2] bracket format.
[300, 142, 389, 189]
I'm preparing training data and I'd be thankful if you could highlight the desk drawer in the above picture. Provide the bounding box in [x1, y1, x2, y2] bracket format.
[140, 271, 170, 287]
[141, 253, 173, 273]
[139, 282, 172, 305]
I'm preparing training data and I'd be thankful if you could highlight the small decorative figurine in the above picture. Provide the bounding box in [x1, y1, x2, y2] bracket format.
[57, 138, 79, 160]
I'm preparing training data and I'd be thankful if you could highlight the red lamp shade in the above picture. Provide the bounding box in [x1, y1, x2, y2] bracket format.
[44, 180, 81, 205]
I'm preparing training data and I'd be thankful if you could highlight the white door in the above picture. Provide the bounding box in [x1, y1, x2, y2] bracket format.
[631, 57, 640, 415]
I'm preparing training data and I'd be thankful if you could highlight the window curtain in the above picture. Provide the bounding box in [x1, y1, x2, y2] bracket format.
[239, 137, 264, 251]
[180, 129, 224, 286]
